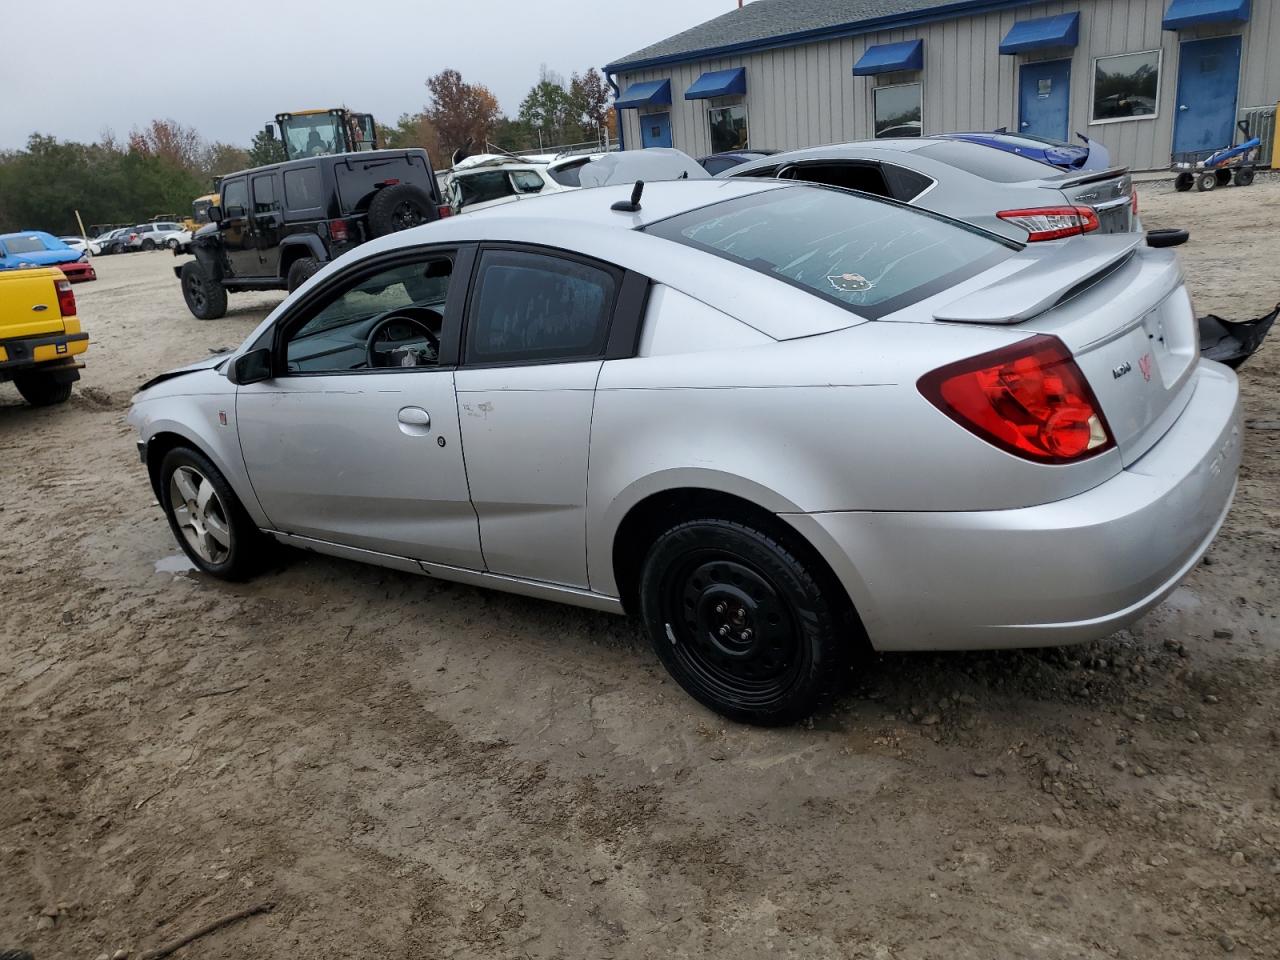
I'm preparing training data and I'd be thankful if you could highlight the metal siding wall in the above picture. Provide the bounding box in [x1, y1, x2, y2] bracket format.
[613, 0, 1280, 169]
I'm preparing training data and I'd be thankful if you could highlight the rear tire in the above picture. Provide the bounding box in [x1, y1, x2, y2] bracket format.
[286, 256, 321, 292]
[141, 238, 156, 251]
[1174, 172, 1194, 192]
[180, 261, 228, 320]
[13, 371, 73, 406]
[367, 183, 436, 238]
[1215, 168, 1232, 186]
[1195, 171, 1218, 192]
[1233, 167, 1255, 187]
[159, 446, 263, 581]
[638, 517, 848, 726]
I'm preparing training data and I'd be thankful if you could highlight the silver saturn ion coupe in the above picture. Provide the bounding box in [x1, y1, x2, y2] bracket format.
[129, 178, 1241, 725]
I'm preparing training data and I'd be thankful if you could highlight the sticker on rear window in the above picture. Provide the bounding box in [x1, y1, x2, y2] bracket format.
[827, 272, 872, 293]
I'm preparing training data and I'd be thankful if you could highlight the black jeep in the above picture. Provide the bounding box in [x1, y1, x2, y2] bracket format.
[174, 149, 442, 319]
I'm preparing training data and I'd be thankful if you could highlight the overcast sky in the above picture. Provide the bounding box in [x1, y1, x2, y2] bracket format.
[1, 0, 735, 150]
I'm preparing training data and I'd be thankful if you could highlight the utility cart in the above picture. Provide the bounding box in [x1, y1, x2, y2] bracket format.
[1173, 120, 1261, 192]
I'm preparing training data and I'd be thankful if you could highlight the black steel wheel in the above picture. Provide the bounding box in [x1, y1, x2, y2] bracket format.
[1174, 172, 1194, 192]
[639, 518, 847, 725]
[180, 261, 227, 319]
[1215, 168, 1232, 186]
[1233, 167, 1255, 187]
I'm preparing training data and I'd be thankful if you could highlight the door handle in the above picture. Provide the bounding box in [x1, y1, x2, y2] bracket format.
[1020, 121, 1030, 128]
[1179, 104, 1189, 111]
[397, 406, 431, 427]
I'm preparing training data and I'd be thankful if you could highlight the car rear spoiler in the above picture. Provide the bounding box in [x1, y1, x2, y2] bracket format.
[1053, 166, 1131, 188]
[934, 233, 1144, 324]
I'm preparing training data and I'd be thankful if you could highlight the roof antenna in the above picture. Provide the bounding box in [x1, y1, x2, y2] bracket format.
[611, 180, 644, 212]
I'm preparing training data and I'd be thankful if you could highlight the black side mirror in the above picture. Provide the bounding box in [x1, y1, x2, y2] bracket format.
[207, 204, 223, 224]
[227, 347, 272, 385]
[264, 123, 276, 140]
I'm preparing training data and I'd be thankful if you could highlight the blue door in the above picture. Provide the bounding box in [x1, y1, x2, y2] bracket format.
[1018, 60, 1071, 140]
[1173, 36, 1242, 155]
[640, 112, 672, 148]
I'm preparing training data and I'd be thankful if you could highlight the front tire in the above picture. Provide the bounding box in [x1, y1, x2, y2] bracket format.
[159, 446, 262, 580]
[180, 261, 228, 319]
[639, 518, 847, 726]
[141, 238, 156, 251]
[286, 256, 320, 292]
[13, 371, 73, 406]
[1174, 172, 1194, 192]
[1233, 167, 1255, 187]
[1195, 171, 1218, 192]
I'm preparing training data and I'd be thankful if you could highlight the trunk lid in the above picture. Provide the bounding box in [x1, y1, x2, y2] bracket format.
[0, 267, 69, 339]
[934, 238, 1198, 465]
[1049, 166, 1135, 234]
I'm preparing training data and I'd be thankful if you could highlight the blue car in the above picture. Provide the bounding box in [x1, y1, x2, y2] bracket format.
[0, 230, 96, 282]
[940, 130, 1112, 171]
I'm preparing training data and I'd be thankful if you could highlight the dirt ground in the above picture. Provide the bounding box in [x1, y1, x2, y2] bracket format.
[2, 178, 1278, 960]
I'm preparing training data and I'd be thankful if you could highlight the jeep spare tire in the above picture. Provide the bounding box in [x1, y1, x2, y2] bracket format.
[367, 184, 435, 237]
[180, 261, 228, 320]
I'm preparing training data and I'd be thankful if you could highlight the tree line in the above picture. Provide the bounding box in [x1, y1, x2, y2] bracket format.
[0, 66, 614, 236]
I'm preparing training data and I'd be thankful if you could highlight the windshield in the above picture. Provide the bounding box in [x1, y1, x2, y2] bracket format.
[4, 236, 49, 254]
[644, 186, 1014, 319]
[281, 114, 344, 159]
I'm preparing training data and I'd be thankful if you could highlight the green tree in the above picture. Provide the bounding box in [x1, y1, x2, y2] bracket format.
[247, 127, 286, 167]
[424, 68, 501, 159]
[568, 68, 611, 143]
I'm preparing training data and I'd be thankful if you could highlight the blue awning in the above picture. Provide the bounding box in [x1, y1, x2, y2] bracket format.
[1162, 0, 1250, 29]
[999, 13, 1080, 54]
[685, 68, 747, 100]
[615, 79, 672, 109]
[852, 39, 923, 76]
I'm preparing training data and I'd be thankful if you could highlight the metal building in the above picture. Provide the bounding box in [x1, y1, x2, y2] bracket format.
[604, 0, 1279, 171]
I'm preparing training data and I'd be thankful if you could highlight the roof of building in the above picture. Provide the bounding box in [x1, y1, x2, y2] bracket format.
[606, 0, 1035, 71]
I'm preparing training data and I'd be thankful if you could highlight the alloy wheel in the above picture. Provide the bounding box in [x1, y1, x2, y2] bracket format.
[168, 465, 232, 564]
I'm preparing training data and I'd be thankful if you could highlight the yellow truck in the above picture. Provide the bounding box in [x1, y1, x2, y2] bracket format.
[0, 267, 88, 406]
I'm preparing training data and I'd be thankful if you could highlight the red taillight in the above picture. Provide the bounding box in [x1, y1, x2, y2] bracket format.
[376, 178, 400, 187]
[330, 218, 349, 243]
[918, 335, 1113, 463]
[1131, 189, 1139, 215]
[996, 205, 1100, 242]
[55, 278, 76, 317]
[437, 203, 453, 218]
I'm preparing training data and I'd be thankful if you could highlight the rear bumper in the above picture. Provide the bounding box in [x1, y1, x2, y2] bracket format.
[0, 331, 90, 375]
[57, 261, 96, 283]
[786, 361, 1241, 651]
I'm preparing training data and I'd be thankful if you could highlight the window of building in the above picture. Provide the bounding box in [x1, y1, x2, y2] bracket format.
[708, 102, 749, 153]
[873, 83, 923, 138]
[1092, 51, 1161, 122]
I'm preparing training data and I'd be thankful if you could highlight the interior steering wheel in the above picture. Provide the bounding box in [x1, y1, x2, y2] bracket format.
[365, 313, 441, 369]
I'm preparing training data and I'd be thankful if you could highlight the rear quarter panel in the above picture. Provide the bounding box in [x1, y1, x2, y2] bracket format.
[584, 286, 1123, 596]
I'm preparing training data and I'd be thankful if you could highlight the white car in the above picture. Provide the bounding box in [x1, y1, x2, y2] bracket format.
[60, 236, 101, 256]
[446, 153, 604, 215]
[128, 222, 188, 251]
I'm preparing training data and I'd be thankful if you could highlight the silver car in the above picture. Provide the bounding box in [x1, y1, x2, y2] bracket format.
[721, 137, 1136, 243]
[128, 179, 1240, 725]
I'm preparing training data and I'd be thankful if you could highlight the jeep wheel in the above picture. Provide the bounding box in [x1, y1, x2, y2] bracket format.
[13, 371, 73, 407]
[141, 238, 156, 251]
[367, 184, 435, 238]
[180, 261, 228, 320]
[286, 256, 321, 292]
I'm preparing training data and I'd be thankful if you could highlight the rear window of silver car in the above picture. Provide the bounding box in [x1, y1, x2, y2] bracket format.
[644, 185, 1014, 319]
[914, 140, 1061, 182]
